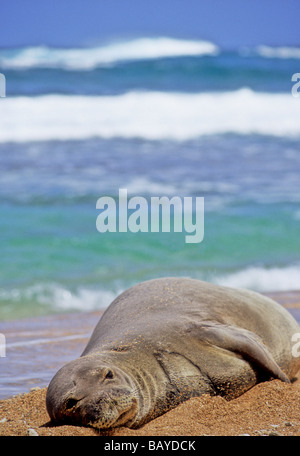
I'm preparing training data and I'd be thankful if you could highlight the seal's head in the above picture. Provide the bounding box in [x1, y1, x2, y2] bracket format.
[46, 355, 138, 429]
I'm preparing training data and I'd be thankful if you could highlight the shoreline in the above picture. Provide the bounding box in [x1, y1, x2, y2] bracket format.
[0, 289, 300, 436]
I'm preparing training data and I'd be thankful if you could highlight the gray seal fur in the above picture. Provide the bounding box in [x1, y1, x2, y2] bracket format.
[46, 277, 300, 429]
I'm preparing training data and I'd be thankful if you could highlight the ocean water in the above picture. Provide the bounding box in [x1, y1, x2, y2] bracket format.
[0, 37, 300, 321]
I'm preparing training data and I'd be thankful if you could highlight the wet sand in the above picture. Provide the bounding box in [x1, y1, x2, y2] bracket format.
[0, 290, 300, 436]
[0, 310, 103, 399]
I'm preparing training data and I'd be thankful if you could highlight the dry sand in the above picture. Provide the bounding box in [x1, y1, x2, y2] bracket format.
[0, 377, 299, 437]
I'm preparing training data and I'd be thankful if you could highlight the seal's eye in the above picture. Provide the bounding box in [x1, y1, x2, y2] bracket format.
[105, 370, 114, 380]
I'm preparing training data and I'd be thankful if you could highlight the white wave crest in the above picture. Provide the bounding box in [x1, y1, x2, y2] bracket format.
[0, 88, 299, 143]
[256, 45, 300, 59]
[0, 37, 219, 70]
[215, 265, 300, 292]
[0, 283, 118, 312]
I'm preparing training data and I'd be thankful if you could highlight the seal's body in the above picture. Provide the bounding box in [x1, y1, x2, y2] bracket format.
[46, 278, 300, 429]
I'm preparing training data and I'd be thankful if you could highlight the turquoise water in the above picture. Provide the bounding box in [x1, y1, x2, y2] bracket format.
[1, 197, 299, 320]
[0, 38, 300, 320]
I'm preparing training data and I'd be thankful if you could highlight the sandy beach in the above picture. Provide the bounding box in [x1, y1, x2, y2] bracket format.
[0, 291, 299, 437]
[0, 378, 299, 436]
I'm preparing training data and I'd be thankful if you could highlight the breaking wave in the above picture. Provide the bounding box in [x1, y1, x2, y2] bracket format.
[215, 265, 300, 292]
[256, 45, 300, 59]
[0, 37, 219, 70]
[1, 88, 299, 143]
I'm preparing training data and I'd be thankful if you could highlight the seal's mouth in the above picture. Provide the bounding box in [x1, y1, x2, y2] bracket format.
[57, 392, 138, 429]
[88, 396, 138, 429]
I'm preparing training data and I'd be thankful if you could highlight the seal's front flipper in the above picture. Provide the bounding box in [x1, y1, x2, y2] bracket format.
[193, 322, 290, 383]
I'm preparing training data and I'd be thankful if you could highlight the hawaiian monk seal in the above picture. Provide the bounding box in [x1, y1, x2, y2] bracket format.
[46, 277, 300, 429]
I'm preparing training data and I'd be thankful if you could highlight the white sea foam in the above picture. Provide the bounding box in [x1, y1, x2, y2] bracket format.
[256, 45, 300, 59]
[215, 265, 300, 292]
[0, 37, 219, 70]
[0, 88, 299, 143]
[2, 265, 299, 313]
[42, 285, 118, 312]
[0, 283, 118, 312]
[125, 177, 178, 195]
